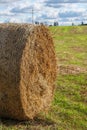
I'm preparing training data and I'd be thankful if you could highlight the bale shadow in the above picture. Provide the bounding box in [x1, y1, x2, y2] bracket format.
[0, 117, 56, 128]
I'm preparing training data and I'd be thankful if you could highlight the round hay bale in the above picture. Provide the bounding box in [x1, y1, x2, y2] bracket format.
[0, 23, 57, 120]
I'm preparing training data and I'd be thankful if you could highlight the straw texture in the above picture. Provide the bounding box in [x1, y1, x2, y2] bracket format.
[0, 23, 57, 120]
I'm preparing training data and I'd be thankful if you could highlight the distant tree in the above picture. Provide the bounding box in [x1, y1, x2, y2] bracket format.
[54, 21, 59, 26]
[81, 21, 84, 25]
[35, 21, 39, 24]
[72, 23, 74, 26]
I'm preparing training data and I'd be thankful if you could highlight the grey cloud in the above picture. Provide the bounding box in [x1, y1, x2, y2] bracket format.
[39, 14, 57, 20]
[0, 13, 14, 17]
[11, 6, 33, 14]
[44, 0, 87, 8]
[0, 0, 21, 3]
[59, 11, 82, 18]
[36, 13, 80, 21]
[45, 3, 64, 8]
[45, 0, 87, 4]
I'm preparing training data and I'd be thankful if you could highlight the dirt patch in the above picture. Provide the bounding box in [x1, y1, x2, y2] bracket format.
[58, 64, 87, 75]
[70, 46, 85, 52]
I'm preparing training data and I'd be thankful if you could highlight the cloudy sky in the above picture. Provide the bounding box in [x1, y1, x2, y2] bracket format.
[0, 0, 87, 25]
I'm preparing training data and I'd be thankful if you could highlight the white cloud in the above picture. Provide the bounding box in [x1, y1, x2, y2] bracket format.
[0, 0, 87, 25]
[0, 0, 20, 4]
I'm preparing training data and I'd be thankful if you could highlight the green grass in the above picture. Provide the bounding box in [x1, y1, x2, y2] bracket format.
[45, 73, 87, 130]
[0, 26, 87, 130]
[50, 26, 87, 68]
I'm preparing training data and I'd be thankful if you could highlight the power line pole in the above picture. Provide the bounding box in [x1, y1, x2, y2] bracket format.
[31, 7, 40, 24]
[32, 8, 34, 24]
